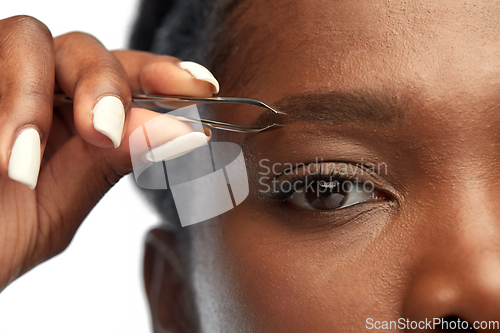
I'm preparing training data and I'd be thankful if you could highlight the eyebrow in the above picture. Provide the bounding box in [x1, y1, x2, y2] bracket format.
[257, 90, 408, 127]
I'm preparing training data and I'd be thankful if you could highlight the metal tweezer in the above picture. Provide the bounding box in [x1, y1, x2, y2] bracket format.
[54, 93, 286, 133]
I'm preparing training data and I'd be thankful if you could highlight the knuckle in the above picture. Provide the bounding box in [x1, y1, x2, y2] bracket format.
[80, 65, 132, 99]
[7, 77, 53, 110]
[0, 73, 53, 110]
[24, 83, 53, 108]
[82, 65, 129, 87]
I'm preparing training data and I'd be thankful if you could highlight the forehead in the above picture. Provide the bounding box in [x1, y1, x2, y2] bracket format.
[220, 0, 500, 106]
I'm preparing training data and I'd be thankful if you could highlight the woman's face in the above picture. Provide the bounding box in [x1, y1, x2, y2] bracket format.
[158, 0, 500, 331]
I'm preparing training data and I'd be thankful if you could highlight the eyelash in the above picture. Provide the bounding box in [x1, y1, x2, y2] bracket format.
[270, 163, 390, 210]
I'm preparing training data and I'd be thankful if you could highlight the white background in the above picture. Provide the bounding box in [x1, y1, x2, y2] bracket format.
[0, 1, 159, 332]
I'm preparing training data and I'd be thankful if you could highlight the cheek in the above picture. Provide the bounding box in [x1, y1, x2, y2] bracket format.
[188, 222, 257, 332]
[218, 202, 401, 331]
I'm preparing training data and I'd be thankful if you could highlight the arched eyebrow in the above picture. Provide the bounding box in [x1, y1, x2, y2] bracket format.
[258, 90, 408, 126]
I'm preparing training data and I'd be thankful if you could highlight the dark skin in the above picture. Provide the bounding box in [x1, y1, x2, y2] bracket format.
[0, 16, 215, 291]
[145, 0, 500, 332]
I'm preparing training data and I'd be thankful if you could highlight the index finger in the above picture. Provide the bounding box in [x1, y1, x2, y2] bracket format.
[112, 50, 220, 97]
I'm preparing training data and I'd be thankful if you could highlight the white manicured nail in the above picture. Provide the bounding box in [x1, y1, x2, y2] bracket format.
[146, 132, 210, 162]
[179, 61, 220, 94]
[8, 128, 41, 189]
[93, 96, 125, 148]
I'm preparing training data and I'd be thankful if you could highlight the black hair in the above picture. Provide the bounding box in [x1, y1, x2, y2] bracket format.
[130, 0, 228, 63]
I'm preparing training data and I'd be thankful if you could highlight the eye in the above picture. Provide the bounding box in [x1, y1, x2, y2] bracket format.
[286, 179, 388, 211]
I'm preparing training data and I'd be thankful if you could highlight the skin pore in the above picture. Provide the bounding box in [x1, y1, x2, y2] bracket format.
[147, 0, 500, 331]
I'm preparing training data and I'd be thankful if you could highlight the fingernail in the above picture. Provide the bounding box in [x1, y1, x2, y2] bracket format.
[8, 128, 41, 189]
[93, 96, 125, 148]
[179, 61, 220, 94]
[146, 131, 210, 162]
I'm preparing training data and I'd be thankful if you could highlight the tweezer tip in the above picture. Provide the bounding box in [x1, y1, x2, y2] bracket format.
[264, 104, 286, 115]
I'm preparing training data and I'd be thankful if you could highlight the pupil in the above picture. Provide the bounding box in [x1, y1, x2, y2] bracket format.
[305, 180, 352, 210]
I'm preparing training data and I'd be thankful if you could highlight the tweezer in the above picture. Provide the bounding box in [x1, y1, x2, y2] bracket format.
[132, 93, 286, 133]
[53, 93, 286, 133]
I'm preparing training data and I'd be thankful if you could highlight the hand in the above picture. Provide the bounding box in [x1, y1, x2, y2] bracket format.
[0, 15, 219, 291]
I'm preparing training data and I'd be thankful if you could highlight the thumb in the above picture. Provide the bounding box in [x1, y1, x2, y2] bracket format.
[32, 107, 206, 262]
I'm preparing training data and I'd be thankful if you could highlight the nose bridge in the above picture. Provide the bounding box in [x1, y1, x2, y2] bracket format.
[402, 174, 500, 327]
